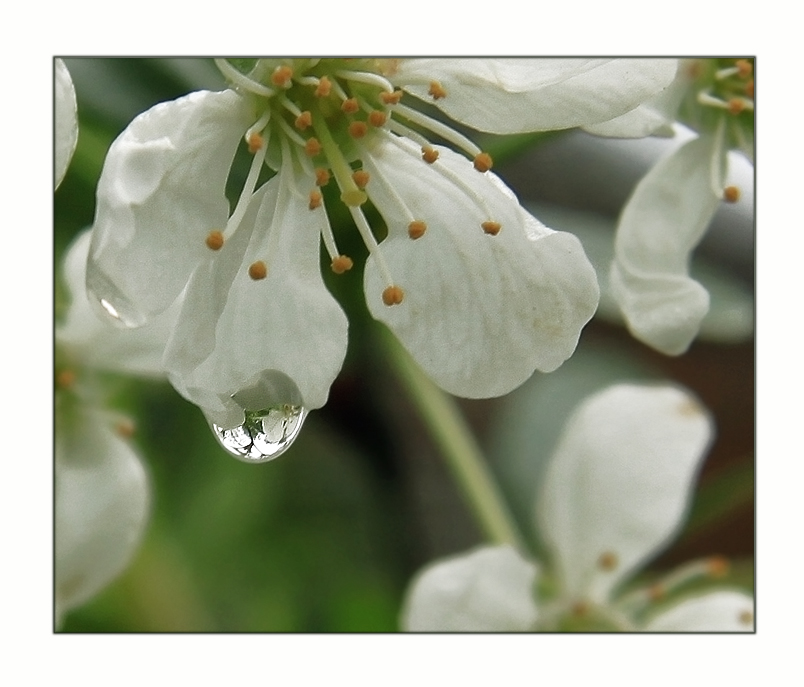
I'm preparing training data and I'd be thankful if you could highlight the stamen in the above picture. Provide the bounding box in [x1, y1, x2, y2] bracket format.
[309, 190, 323, 210]
[245, 108, 272, 144]
[331, 255, 354, 274]
[706, 556, 730, 579]
[473, 152, 494, 173]
[312, 117, 367, 206]
[223, 130, 269, 240]
[361, 143, 422, 228]
[247, 133, 264, 154]
[408, 220, 427, 239]
[422, 146, 439, 163]
[315, 168, 331, 186]
[335, 69, 394, 94]
[248, 261, 268, 280]
[739, 610, 754, 626]
[205, 230, 225, 250]
[735, 59, 753, 78]
[56, 369, 76, 389]
[482, 221, 501, 236]
[368, 110, 388, 127]
[714, 66, 740, 81]
[305, 137, 322, 157]
[380, 90, 404, 105]
[723, 185, 741, 203]
[745, 80, 754, 98]
[277, 116, 309, 148]
[428, 81, 447, 99]
[349, 121, 368, 139]
[115, 419, 136, 438]
[214, 59, 276, 97]
[295, 111, 313, 130]
[394, 102, 482, 159]
[348, 204, 395, 287]
[271, 65, 293, 88]
[597, 551, 618, 571]
[728, 97, 746, 115]
[341, 98, 360, 114]
[382, 285, 405, 306]
[352, 170, 370, 189]
[315, 76, 332, 97]
[386, 118, 432, 151]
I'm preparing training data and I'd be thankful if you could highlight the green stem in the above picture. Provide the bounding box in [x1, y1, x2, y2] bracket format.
[381, 328, 525, 550]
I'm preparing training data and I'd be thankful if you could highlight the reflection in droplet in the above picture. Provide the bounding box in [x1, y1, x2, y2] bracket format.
[212, 404, 307, 463]
[86, 267, 149, 329]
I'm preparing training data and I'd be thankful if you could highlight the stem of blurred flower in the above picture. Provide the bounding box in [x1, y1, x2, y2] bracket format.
[381, 329, 526, 550]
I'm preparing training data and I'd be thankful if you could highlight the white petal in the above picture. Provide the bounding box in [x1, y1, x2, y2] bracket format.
[401, 545, 539, 632]
[55, 58, 78, 189]
[537, 384, 713, 604]
[55, 404, 149, 621]
[393, 58, 678, 134]
[362, 137, 598, 398]
[87, 89, 253, 327]
[164, 169, 348, 427]
[57, 230, 176, 377]
[611, 135, 724, 355]
[644, 591, 754, 632]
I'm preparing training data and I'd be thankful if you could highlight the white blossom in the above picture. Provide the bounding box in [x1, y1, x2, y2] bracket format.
[55, 58, 78, 190]
[85, 58, 676, 436]
[401, 384, 754, 632]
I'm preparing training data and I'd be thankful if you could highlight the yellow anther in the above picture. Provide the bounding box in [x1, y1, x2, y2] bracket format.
[707, 556, 730, 579]
[248, 261, 268, 280]
[739, 610, 754, 626]
[382, 285, 405, 306]
[428, 80, 447, 100]
[305, 137, 322, 157]
[482, 221, 501, 236]
[247, 132, 264, 153]
[271, 65, 293, 88]
[115, 419, 136, 439]
[735, 59, 753, 79]
[745, 79, 754, 98]
[352, 170, 370, 189]
[728, 97, 746, 115]
[341, 98, 359, 114]
[723, 186, 741, 203]
[205, 230, 225, 251]
[380, 89, 404, 105]
[309, 190, 323, 210]
[315, 76, 332, 97]
[295, 111, 313, 130]
[348, 121, 368, 139]
[597, 551, 618, 571]
[473, 152, 494, 173]
[408, 220, 427, 240]
[56, 369, 76, 389]
[368, 110, 388, 127]
[315, 167, 330, 186]
[331, 255, 354, 274]
[421, 146, 439, 163]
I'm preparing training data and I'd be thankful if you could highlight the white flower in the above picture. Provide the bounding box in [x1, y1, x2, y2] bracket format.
[55, 231, 175, 624]
[401, 384, 754, 632]
[84, 58, 676, 449]
[55, 58, 78, 190]
[584, 59, 754, 355]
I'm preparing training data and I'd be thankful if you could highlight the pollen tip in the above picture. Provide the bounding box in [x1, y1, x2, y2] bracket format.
[56, 369, 76, 389]
[295, 111, 313, 130]
[723, 185, 741, 203]
[305, 137, 322, 157]
[428, 80, 447, 100]
[408, 220, 427, 240]
[707, 556, 730, 579]
[648, 584, 665, 602]
[205, 230, 225, 251]
[745, 79, 754, 98]
[309, 190, 323, 210]
[421, 146, 439, 164]
[315, 167, 330, 186]
[482, 221, 501, 236]
[368, 110, 387, 127]
[735, 59, 753, 79]
[247, 132, 264, 153]
[382, 285, 405, 306]
[473, 152, 493, 173]
[115, 419, 136, 438]
[352, 169, 370, 189]
[739, 610, 754, 626]
[570, 601, 589, 618]
[348, 121, 368, 139]
[728, 97, 746, 115]
[597, 551, 618, 571]
[341, 98, 359, 114]
[315, 76, 332, 97]
[331, 255, 354, 274]
[271, 65, 293, 88]
[379, 90, 404, 105]
[248, 260, 268, 280]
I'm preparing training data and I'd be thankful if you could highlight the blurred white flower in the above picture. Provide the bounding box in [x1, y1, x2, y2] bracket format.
[84, 58, 676, 434]
[55, 58, 78, 189]
[401, 384, 754, 632]
[584, 58, 754, 355]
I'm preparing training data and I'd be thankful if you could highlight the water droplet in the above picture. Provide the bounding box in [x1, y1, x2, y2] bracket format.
[86, 267, 149, 328]
[212, 404, 307, 463]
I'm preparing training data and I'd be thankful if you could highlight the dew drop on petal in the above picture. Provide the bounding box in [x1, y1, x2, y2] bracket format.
[85, 270, 149, 329]
[211, 404, 307, 463]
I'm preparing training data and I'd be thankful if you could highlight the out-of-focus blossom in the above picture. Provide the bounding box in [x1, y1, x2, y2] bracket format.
[401, 384, 754, 632]
[55, 58, 78, 189]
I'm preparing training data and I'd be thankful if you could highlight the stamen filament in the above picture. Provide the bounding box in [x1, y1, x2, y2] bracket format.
[245, 109, 272, 142]
[214, 59, 276, 97]
[277, 116, 309, 148]
[394, 102, 482, 158]
[335, 69, 394, 93]
[223, 132, 269, 239]
[386, 118, 432, 150]
[347, 204, 394, 286]
[312, 117, 367, 206]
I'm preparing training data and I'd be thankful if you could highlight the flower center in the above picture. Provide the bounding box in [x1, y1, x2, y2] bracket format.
[213, 58, 501, 307]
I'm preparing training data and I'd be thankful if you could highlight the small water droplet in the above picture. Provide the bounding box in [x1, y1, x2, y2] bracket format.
[212, 404, 307, 463]
[86, 267, 149, 328]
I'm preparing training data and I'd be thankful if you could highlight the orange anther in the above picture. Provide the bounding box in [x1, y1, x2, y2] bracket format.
[379, 90, 404, 105]
[56, 369, 76, 389]
[739, 610, 754, 625]
[341, 98, 359, 114]
[331, 255, 354, 274]
[295, 111, 313, 130]
[428, 81, 447, 100]
[115, 419, 136, 438]
[315, 168, 330, 186]
[382, 285, 404, 306]
[247, 132, 264, 153]
[305, 138, 322, 157]
[309, 190, 323, 210]
[348, 121, 368, 139]
[728, 97, 746, 115]
[271, 65, 293, 87]
[648, 584, 665, 602]
[421, 146, 439, 163]
[248, 261, 268, 280]
[597, 551, 618, 571]
[707, 556, 730, 579]
[745, 79, 754, 98]
[368, 110, 387, 127]
[723, 186, 741, 203]
[473, 152, 493, 173]
[315, 76, 332, 97]
[735, 59, 753, 79]
[408, 220, 427, 240]
[205, 230, 225, 251]
[482, 221, 501, 236]
[352, 170, 370, 189]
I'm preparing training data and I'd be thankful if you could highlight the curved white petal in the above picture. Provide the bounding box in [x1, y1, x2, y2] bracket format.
[537, 384, 713, 604]
[611, 135, 724, 355]
[401, 545, 539, 632]
[87, 89, 253, 327]
[392, 58, 678, 134]
[58, 230, 177, 377]
[362, 137, 598, 398]
[55, 58, 79, 190]
[165, 169, 348, 427]
[644, 591, 754, 632]
[55, 404, 150, 622]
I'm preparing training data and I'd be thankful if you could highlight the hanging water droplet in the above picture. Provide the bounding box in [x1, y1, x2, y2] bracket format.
[86, 266, 149, 329]
[211, 404, 307, 463]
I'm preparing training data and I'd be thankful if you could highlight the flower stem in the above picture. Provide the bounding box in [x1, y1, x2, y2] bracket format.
[380, 328, 525, 550]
